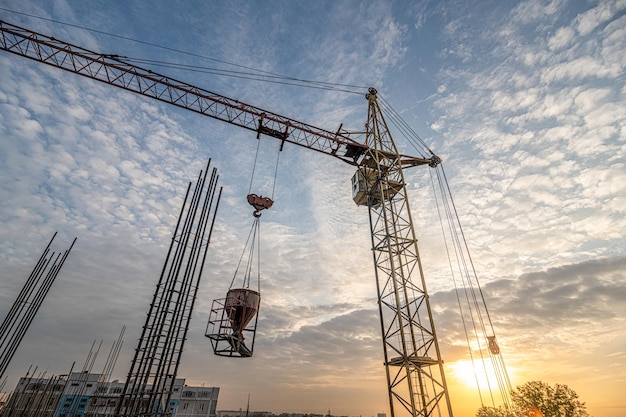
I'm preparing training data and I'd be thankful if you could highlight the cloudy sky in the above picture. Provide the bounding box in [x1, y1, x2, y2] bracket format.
[1, 1, 625, 416]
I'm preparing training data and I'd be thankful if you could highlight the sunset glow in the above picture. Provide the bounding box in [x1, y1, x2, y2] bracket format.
[451, 359, 498, 391]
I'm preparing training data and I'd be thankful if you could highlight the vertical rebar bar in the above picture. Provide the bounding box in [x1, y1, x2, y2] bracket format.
[0, 235, 77, 381]
[115, 159, 222, 417]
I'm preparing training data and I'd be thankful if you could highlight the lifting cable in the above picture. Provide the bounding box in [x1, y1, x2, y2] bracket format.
[229, 216, 261, 292]
[0, 7, 369, 95]
[431, 165, 495, 407]
[248, 138, 262, 196]
[271, 150, 281, 201]
[430, 163, 513, 410]
[247, 137, 281, 201]
[379, 91, 513, 410]
[247, 135, 280, 216]
[233, 133, 282, 292]
[378, 96, 435, 159]
[432, 182, 488, 406]
[119, 57, 368, 94]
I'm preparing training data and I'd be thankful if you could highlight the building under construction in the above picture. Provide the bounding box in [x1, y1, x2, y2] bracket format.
[0, 157, 223, 417]
[0, 372, 218, 417]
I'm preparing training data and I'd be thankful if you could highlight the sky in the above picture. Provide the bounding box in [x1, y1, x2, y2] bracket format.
[0, 1, 625, 416]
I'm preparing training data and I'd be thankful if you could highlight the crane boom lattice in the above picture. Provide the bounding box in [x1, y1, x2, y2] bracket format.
[0, 20, 370, 165]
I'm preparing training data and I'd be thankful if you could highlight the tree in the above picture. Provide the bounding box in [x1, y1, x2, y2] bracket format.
[476, 405, 516, 417]
[475, 381, 591, 417]
[512, 381, 590, 417]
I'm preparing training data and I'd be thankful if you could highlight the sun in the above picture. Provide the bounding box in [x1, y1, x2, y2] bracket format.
[448, 357, 520, 415]
[451, 359, 488, 389]
[449, 358, 512, 391]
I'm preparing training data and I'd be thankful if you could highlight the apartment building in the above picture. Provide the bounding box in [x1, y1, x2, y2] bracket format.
[1, 372, 218, 417]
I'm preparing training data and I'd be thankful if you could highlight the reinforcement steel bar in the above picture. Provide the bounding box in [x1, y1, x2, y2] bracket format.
[114, 159, 222, 417]
[0, 234, 77, 381]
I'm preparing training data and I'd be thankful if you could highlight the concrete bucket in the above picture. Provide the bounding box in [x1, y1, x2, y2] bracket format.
[206, 288, 261, 358]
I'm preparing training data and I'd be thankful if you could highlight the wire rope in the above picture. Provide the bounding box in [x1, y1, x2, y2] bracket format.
[271, 149, 281, 201]
[248, 138, 262, 195]
[0, 8, 369, 95]
[430, 162, 512, 409]
[439, 164, 501, 336]
[431, 167, 486, 406]
[120, 57, 368, 93]
[256, 220, 261, 293]
[247, 136, 280, 203]
[378, 96, 434, 158]
[373, 86, 512, 409]
[229, 217, 260, 290]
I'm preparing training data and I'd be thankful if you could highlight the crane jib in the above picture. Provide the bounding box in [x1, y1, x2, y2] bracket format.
[0, 19, 374, 166]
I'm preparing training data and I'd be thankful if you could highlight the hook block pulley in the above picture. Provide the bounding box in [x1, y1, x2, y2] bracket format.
[247, 194, 273, 217]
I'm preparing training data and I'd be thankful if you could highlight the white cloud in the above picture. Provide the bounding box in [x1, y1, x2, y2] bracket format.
[575, 1, 616, 36]
[548, 25, 575, 50]
[510, 0, 565, 25]
[542, 55, 618, 83]
[370, 15, 408, 67]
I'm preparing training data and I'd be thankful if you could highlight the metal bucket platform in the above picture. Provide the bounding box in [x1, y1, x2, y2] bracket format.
[205, 288, 260, 358]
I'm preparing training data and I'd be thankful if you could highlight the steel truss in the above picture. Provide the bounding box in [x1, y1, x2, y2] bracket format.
[363, 89, 452, 417]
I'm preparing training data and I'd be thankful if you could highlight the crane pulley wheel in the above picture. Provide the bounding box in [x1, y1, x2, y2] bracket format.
[247, 193, 273, 217]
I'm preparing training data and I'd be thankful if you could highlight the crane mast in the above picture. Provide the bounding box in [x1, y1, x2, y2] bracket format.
[359, 88, 452, 417]
[1, 20, 451, 417]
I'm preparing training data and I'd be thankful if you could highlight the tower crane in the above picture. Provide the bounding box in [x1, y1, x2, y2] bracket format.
[1, 20, 454, 417]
